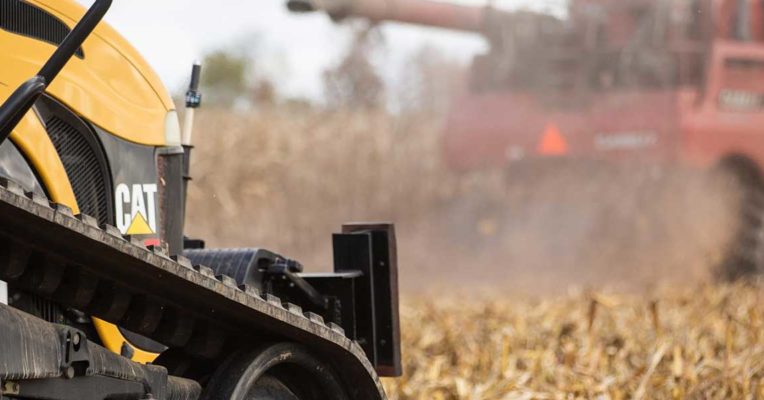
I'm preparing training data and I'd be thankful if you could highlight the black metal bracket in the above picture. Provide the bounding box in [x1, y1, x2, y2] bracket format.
[262, 224, 402, 377]
[60, 328, 91, 378]
[332, 223, 401, 377]
[266, 259, 329, 310]
[0, 0, 113, 145]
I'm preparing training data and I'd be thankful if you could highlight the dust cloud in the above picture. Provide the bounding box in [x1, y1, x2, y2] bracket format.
[402, 162, 742, 293]
[185, 109, 744, 294]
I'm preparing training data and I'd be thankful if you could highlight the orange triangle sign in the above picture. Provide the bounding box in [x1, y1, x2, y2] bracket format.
[126, 213, 153, 235]
[537, 123, 568, 156]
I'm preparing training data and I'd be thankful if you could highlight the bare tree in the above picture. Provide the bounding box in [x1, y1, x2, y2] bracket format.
[323, 26, 386, 110]
[396, 45, 466, 116]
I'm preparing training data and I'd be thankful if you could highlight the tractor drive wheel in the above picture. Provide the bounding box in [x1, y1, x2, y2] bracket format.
[201, 342, 350, 400]
[714, 156, 764, 281]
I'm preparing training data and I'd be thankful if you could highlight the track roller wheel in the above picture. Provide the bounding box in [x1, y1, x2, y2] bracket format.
[201, 342, 350, 400]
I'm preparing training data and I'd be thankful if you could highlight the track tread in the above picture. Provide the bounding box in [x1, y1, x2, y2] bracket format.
[52, 202, 74, 216]
[193, 264, 215, 277]
[171, 255, 193, 269]
[239, 284, 261, 298]
[0, 177, 24, 195]
[306, 311, 326, 326]
[77, 213, 99, 228]
[287, 303, 303, 316]
[266, 293, 284, 308]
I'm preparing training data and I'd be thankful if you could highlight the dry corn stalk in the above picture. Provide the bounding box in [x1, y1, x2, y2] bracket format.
[383, 283, 764, 400]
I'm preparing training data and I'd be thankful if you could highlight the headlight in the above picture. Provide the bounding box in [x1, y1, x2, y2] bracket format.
[164, 110, 182, 146]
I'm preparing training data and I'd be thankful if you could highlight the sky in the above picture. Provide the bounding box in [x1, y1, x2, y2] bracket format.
[75, 0, 563, 99]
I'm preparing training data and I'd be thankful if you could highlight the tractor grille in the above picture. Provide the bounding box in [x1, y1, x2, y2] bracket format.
[0, 0, 84, 58]
[45, 115, 111, 225]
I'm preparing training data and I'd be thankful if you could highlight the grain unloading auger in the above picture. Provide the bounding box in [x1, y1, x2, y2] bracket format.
[0, 1, 401, 399]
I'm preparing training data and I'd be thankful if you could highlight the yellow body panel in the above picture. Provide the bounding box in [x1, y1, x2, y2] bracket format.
[0, 81, 77, 210]
[92, 319, 159, 364]
[0, 1, 168, 363]
[0, 0, 174, 146]
[8, 114, 78, 213]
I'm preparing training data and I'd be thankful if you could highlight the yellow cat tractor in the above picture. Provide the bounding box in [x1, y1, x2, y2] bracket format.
[0, 0, 401, 399]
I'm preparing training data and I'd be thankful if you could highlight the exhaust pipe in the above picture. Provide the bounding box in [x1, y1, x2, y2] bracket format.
[181, 62, 202, 147]
[181, 62, 202, 244]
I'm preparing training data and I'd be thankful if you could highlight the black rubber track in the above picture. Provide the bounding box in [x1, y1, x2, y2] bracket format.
[0, 177, 386, 400]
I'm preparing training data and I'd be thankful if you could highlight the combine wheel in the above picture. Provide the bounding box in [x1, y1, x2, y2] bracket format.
[715, 156, 764, 281]
[202, 342, 349, 400]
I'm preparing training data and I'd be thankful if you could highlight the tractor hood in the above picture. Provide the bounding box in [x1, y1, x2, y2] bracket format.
[0, 0, 175, 146]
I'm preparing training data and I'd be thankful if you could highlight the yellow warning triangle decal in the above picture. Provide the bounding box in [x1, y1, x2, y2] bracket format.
[126, 213, 153, 235]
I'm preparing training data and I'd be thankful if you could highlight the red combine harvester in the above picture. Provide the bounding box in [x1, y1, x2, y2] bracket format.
[290, 0, 764, 280]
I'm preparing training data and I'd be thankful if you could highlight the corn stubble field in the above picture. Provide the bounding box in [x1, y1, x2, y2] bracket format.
[387, 284, 764, 399]
[187, 107, 759, 399]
